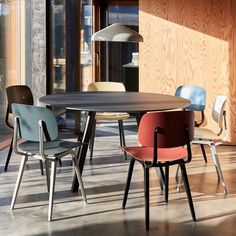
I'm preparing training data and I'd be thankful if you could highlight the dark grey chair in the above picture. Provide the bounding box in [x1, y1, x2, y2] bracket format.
[4, 85, 44, 173]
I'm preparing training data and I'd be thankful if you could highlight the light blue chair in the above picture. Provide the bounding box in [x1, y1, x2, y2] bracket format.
[10, 104, 87, 221]
[175, 85, 207, 162]
[175, 85, 206, 126]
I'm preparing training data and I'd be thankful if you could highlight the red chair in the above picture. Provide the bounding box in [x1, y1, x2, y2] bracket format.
[122, 111, 196, 230]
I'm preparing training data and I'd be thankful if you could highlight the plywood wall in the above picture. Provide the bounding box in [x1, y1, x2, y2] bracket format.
[139, 0, 236, 142]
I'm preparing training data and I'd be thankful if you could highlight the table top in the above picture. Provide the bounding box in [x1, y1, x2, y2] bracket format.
[39, 91, 191, 113]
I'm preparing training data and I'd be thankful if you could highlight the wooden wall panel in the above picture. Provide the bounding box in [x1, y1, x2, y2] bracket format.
[6, 1, 19, 86]
[139, 0, 236, 142]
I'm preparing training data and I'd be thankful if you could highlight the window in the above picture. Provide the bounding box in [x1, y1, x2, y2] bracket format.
[49, 0, 66, 94]
[0, 0, 24, 142]
[100, 2, 139, 83]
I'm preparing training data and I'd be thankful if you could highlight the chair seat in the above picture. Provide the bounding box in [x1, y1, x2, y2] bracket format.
[19, 140, 80, 156]
[122, 146, 188, 163]
[194, 127, 220, 141]
[95, 112, 129, 120]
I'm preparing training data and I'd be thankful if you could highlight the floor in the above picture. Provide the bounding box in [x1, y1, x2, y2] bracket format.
[1, 118, 236, 236]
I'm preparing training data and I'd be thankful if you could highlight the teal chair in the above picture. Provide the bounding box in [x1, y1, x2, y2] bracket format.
[175, 85, 207, 162]
[10, 104, 87, 221]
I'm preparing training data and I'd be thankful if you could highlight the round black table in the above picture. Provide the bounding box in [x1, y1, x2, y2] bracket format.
[39, 91, 190, 112]
[40, 92, 190, 192]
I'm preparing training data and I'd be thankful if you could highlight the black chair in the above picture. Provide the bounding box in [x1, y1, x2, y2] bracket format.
[4, 85, 44, 173]
[5, 85, 64, 170]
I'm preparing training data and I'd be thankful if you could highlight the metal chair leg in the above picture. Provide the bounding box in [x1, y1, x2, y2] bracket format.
[118, 120, 127, 160]
[4, 136, 13, 171]
[175, 164, 184, 192]
[144, 166, 150, 231]
[45, 160, 50, 192]
[123, 158, 135, 209]
[179, 163, 196, 221]
[175, 164, 180, 179]
[200, 144, 208, 163]
[10, 155, 28, 209]
[210, 144, 227, 194]
[177, 169, 183, 192]
[48, 161, 57, 221]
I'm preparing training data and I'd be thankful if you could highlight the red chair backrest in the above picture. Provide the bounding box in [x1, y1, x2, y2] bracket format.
[138, 111, 195, 148]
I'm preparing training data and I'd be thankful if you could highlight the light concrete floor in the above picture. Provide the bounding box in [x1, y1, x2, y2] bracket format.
[1, 119, 236, 235]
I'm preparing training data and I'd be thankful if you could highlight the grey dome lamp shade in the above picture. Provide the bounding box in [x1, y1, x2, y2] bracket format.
[91, 23, 143, 43]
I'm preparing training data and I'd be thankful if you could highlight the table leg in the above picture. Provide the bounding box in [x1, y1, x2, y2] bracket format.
[71, 111, 96, 192]
[134, 112, 145, 125]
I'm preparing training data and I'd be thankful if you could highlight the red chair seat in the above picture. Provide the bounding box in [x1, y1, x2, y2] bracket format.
[123, 146, 188, 162]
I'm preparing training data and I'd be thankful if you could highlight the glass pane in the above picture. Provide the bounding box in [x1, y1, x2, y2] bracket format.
[0, 0, 41, 144]
[51, 0, 66, 94]
[80, 0, 93, 91]
[108, 5, 138, 26]
[105, 5, 139, 84]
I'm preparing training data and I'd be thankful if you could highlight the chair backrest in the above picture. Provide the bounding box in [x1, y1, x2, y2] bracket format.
[175, 85, 206, 111]
[5, 85, 34, 129]
[12, 104, 58, 142]
[138, 111, 195, 148]
[6, 85, 34, 113]
[88, 82, 126, 92]
[212, 95, 227, 129]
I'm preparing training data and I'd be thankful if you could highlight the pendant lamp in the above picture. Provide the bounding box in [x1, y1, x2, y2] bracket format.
[91, 23, 143, 42]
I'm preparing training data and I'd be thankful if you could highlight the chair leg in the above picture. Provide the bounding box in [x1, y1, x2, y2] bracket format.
[177, 169, 183, 192]
[175, 164, 180, 179]
[165, 166, 169, 203]
[48, 161, 57, 221]
[39, 160, 44, 175]
[72, 156, 87, 203]
[45, 160, 50, 193]
[4, 136, 13, 171]
[175, 165, 183, 192]
[200, 144, 208, 163]
[210, 144, 227, 194]
[155, 167, 165, 190]
[89, 120, 96, 162]
[118, 120, 127, 160]
[179, 163, 196, 221]
[10, 155, 28, 210]
[144, 166, 150, 231]
[123, 158, 135, 209]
